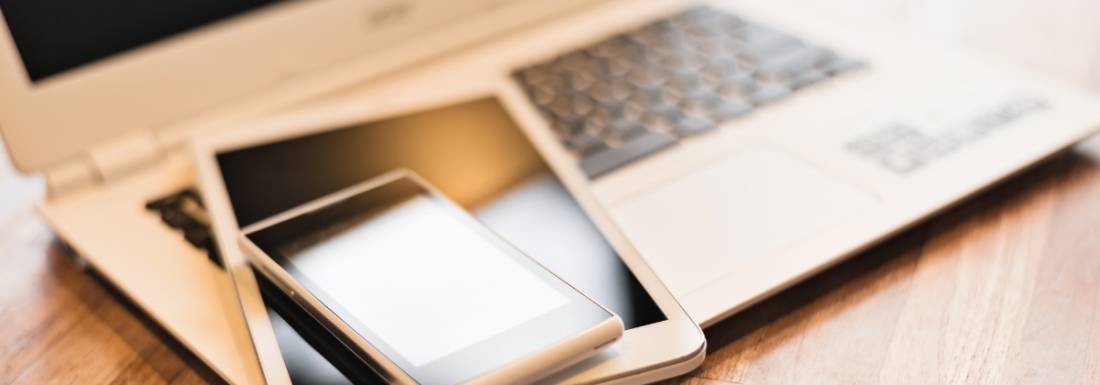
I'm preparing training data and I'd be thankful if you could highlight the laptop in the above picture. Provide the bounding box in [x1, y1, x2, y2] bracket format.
[3, 0, 1100, 382]
[0, 0, 700, 383]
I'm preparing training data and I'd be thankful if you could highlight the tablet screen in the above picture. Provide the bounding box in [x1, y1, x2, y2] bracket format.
[218, 97, 665, 329]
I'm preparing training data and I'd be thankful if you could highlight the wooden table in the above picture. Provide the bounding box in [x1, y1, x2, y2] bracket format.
[3, 1, 1100, 383]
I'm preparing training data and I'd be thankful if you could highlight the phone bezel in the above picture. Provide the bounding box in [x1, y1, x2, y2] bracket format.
[238, 170, 622, 384]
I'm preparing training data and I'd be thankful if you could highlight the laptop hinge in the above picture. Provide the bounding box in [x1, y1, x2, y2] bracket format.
[45, 130, 165, 197]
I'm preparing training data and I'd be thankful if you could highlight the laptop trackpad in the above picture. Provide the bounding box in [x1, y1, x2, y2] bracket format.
[608, 149, 877, 298]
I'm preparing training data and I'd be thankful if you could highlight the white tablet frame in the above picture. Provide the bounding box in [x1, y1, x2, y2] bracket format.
[192, 80, 706, 384]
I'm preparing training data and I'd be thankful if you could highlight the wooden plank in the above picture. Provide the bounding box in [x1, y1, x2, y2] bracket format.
[0, 209, 214, 385]
[9, 309, 166, 385]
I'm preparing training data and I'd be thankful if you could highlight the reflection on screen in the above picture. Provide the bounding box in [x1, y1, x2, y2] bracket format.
[217, 98, 666, 382]
[474, 173, 637, 319]
[282, 195, 569, 366]
[218, 98, 665, 329]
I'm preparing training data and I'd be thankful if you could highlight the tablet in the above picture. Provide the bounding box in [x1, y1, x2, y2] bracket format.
[194, 93, 705, 384]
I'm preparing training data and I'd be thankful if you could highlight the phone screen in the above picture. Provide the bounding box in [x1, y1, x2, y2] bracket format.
[246, 177, 615, 383]
[278, 194, 569, 366]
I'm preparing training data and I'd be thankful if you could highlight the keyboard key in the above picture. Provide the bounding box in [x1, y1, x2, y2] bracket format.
[713, 13, 746, 33]
[641, 112, 678, 133]
[662, 52, 709, 73]
[587, 81, 617, 103]
[939, 126, 983, 144]
[751, 84, 792, 104]
[627, 65, 674, 88]
[845, 139, 884, 156]
[790, 70, 829, 89]
[545, 95, 574, 118]
[733, 24, 803, 54]
[567, 132, 608, 154]
[756, 46, 836, 81]
[571, 93, 596, 115]
[909, 140, 958, 162]
[609, 118, 646, 136]
[558, 51, 591, 71]
[549, 121, 573, 139]
[717, 78, 755, 102]
[161, 209, 198, 229]
[145, 189, 223, 268]
[821, 56, 866, 75]
[885, 133, 934, 154]
[184, 226, 212, 249]
[661, 80, 691, 103]
[568, 71, 599, 92]
[586, 35, 630, 59]
[580, 132, 678, 178]
[145, 194, 182, 211]
[528, 84, 557, 105]
[581, 117, 609, 136]
[680, 97, 713, 117]
[145, 189, 202, 210]
[670, 6, 718, 28]
[879, 153, 922, 173]
[649, 103, 685, 121]
[710, 100, 753, 120]
[518, 65, 552, 85]
[675, 116, 718, 136]
[867, 124, 919, 145]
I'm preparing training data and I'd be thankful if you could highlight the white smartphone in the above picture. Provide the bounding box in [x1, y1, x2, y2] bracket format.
[237, 169, 624, 385]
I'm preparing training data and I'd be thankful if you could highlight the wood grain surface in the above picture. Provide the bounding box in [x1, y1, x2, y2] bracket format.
[666, 136, 1100, 384]
[2, 0, 1100, 383]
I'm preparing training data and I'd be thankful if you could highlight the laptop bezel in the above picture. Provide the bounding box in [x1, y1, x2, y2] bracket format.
[0, 0, 599, 174]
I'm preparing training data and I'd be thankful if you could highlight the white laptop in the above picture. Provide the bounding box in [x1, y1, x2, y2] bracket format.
[4, 0, 1100, 383]
[0, 0, 706, 383]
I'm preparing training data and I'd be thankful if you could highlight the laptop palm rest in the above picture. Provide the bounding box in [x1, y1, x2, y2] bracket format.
[609, 149, 878, 299]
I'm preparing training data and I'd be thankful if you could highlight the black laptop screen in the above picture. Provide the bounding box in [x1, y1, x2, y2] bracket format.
[0, 0, 286, 82]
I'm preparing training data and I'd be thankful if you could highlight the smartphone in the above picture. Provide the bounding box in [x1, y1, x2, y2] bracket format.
[237, 169, 624, 385]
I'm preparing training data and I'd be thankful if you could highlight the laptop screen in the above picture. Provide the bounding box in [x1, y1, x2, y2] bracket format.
[0, 0, 285, 81]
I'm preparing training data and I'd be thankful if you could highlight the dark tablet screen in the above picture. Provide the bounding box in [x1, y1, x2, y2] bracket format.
[217, 98, 666, 330]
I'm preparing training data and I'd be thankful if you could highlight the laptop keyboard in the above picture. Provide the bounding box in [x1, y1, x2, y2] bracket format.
[514, 6, 866, 178]
[844, 97, 1049, 174]
[146, 189, 222, 268]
